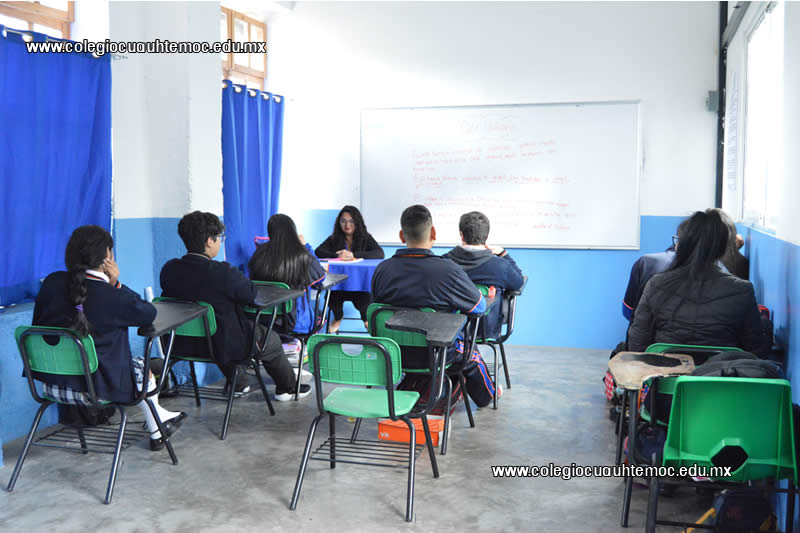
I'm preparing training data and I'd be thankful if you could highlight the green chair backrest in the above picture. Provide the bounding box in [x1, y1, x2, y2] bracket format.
[153, 298, 216, 337]
[367, 303, 433, 348]
[307, 334, 402, 387]
[474, 285, 494, 316]
[663, 376, 797, 483]
[243, 280, 294, 315]
[15, 326, 99, 376]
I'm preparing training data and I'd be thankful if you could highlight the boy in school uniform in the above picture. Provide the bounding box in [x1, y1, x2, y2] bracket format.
[160, 211, 310, 401]
[442, 211, 524, 340]
[371, 204, 497, 407]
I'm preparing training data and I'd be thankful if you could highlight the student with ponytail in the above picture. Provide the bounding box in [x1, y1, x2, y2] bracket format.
[33, 225, 186, 450]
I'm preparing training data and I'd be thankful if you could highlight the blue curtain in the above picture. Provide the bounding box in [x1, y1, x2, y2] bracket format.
[0, 27, 112, 307]
[221, 82, 285, 270]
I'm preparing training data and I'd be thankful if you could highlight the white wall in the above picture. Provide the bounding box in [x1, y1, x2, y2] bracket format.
[267, 1, 720, 222]
[109, 1, 222, 219]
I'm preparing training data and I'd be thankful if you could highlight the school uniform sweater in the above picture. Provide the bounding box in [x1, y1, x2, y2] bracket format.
[441, 246, 524, 339]
[32, 271, 156, 403]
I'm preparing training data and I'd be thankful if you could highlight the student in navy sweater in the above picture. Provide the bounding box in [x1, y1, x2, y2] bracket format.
[315, 205, 384, 332]
[160, 212, 310, 401]
[33, 225, 185, 450]
[372, 205, 497, 407]
[442, 211, 524, 339]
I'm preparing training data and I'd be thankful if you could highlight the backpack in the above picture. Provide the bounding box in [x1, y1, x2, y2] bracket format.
[706, 489, 774, 532]
[58, 404, 116, 426]
[759, 305, 774, 348]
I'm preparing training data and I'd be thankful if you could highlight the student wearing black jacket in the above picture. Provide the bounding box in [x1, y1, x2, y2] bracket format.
[314, 205, 384, 332]
[33, 225, 185, 450]
[160, 212, 310, 401]
[627, 209, 767, 356]
[442, 211, 524, 339]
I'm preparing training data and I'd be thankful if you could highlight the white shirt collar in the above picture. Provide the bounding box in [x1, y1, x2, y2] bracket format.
[85, 269, 110, 283]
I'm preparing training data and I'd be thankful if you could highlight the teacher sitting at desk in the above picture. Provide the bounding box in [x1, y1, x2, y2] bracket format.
[314, 205, 384, 332]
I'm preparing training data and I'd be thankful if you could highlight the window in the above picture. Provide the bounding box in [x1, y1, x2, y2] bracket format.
[0, 1, 73, 40]
[742, 2, 784, 229]
[221, 6, 267, 89]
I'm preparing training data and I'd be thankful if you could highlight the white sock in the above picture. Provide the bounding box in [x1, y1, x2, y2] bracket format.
[137, 400, 160, 437]
[146, 377, 181, 422]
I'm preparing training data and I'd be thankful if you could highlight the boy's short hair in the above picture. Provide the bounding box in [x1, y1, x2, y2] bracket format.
[178, 211, 225, 253]
[400, 205, 433, 244]
[459, 211, 490, 245]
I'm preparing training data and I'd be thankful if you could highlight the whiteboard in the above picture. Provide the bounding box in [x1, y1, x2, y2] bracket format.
[360, 101, 641, 249]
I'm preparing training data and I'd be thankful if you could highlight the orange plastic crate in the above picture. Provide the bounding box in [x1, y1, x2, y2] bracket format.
[377, 417, 445, 447]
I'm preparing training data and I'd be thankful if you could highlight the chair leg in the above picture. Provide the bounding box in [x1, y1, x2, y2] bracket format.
[295, 338, 305, 401]
[499, 341, 511, 389]
[420, 416, 439, 478]
[488, 343, 498, 410]
[77, 426, 89, 455]
[787, 483, 796, 533]
[621, 472, 634, 527]
[458, 373, 475, 428]
[189, 361, 201, 407]
[615, 391, 627, 465]
[145, 399, 178, 465]
[645, 474, 659, 533]
[7, 402, 50, 492]
[402, 417, 417, 522]
[252, 360, 275, 416]
[220, 367, 238, 440]
[290, 414, 323, 511]
[329, 412, 336, 469]
[441, 377, 452, 456]
[350, 418, 362, 443]
[104, 406, 128, 504]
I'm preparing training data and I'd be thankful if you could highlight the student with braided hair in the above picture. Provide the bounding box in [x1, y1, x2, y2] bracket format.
[33, 225, 186, 450]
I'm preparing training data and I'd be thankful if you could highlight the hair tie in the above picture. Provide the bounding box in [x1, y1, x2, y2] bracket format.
[75, 304, 84, 312]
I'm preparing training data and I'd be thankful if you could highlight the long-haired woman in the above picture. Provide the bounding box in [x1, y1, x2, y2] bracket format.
[627, 209, 766, 355]
[314, 205, 384, 331]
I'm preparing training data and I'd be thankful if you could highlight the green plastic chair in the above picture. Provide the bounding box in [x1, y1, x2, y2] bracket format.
[367, 303, 473, 455]
[289, 334, 439, 522]
[154, 297, 274, 440]
[645, 376, 798, 532]
[7, 326, 177, 504]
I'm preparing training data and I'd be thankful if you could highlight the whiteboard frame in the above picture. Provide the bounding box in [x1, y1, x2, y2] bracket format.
[360, 99, 642, 250]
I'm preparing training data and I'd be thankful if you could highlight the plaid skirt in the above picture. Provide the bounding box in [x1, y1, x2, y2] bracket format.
[42, 357, 146, 406]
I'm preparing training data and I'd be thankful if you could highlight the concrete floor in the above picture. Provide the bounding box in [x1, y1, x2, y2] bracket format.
[0, 346, 710, 532]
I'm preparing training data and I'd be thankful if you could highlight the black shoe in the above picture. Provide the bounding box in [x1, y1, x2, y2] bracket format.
[150, 412, 187, 451]
[223, 379, 252, 398]
[274, 384, 312, 401]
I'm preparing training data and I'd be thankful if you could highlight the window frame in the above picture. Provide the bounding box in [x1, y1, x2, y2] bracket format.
[0, 1, 73, 40]
[221, 6, 267, 89]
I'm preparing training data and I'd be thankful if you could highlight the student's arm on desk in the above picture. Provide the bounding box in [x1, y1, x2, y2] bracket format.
[225, 263, 258, 305]
[307, 253, 327, 289]
[447, 268, 486, 315]
[498, 251, 524, 291]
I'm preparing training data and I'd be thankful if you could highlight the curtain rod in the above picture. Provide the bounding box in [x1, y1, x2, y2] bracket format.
[0, 26, 127, 60]
[221, 80, 283, 102]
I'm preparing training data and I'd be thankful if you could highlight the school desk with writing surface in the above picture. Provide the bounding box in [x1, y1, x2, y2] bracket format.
[607, 351, 694, 527]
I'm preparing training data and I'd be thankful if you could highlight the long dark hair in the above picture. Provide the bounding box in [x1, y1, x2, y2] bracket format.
[64, 225, 114, 336]
[248, 214, 313, 289]
[668, 209, 730, 278]
[332, 205, 369, 250]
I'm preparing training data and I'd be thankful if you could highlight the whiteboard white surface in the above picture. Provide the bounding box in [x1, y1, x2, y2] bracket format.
[361, 101, 641, 249]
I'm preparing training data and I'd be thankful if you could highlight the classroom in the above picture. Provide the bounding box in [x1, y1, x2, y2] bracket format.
[1, 1, 798, 531]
